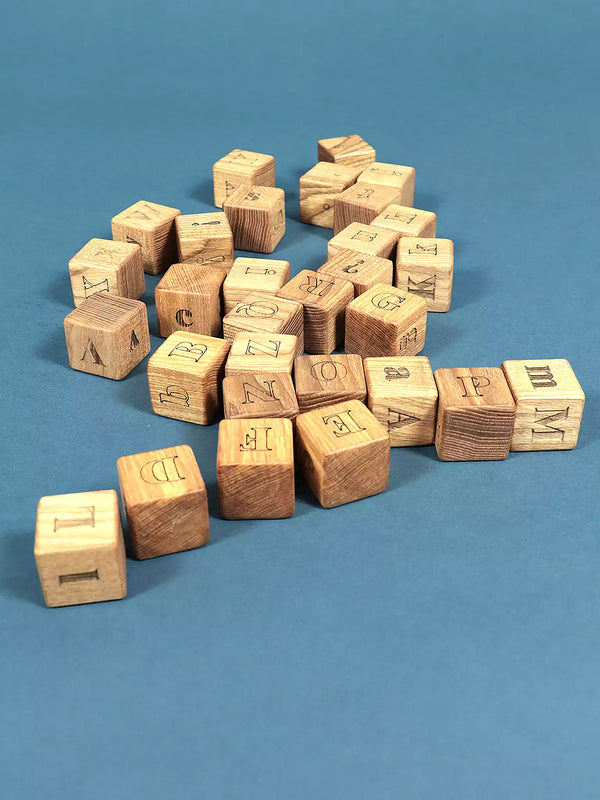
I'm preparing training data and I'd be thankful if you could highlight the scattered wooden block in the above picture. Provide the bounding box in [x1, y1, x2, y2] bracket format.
[371, 204, 437, 244]
[396, 237, 454, 312]
[34, 490, 127, 608]
[294, 354, 366, 413]
[155, 263, 225, 338]
[333, 183, 406, 234]
[217, 418, 294, 519]
[223, 257, 290, 313]
[68, 238, 145, 307]
[364, 356, 438, 446]
[222, 292, 303, 356]
[345, 284, 427, 358]
[356, 162, 415, 206]
[225, 332, 298, 376]
[213, 149, 276, 208]
[223, 372, 298, 420]
[317, 249, 393, 297]
[317, 135, 376, 168]
[147, 332, 229, 424]
[295, 399, 389, 508]
[434, 367, 516, 461]
[175, 212, 234, 271]
[327, 222, 397, 261]
[502, 359, 585, 451]
[223, 184, 285, 253]
[111, 200, 180, 275]
[299, 162, 363, 228]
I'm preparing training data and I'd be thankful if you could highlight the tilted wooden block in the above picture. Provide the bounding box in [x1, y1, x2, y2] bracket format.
[299, 162, 363, 228]
[295, 400, 390, 508]
[222, 292, 303, 356]
[317, 135, 376, 168]
[147, 332, 229, 424]
[356, 162, 415, 206]
[501, 359, 585, 451]
[213, 149, 276, 208]
[217, 418, 294, 519]
[34, 490, 127, 608]
[364, 356, 438, 446]
[68, 238, 145, 307]
[64, 294, 150, 380]
[155, 263, 225, 338]
[327, 222, 398, 261]
[223, 184, 285, 253]
[434, 368, 516, 461]
[333, 183, 406, 235]
[294, 354, 366, 413]
[111, 200, 180, 275]
[117, 445, 209, 559]
[225, 332, 298, 376]
[175, 212, 234, 271]
[371, 204, 437, 244]
[223, 257, 290, 313]
[317, 249, 393, 297]
[223, 372, 298, 420]
[345, 284, 427, 359]
[396, 237, 454, 312]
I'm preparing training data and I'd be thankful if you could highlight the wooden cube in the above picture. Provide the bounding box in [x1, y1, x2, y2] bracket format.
[217, 418, 294, 519]
[317, 135, 376, 167]
[111, 200, 180, 275]
[434, 368, 516, 461]
[299, 162, 362, 228]
[295, 400, 389, 508]
[294, 354, 366, 413]
[502, 359, 585, 451]
[147, 332, 229, 424]
[222, 292, 303, 355]
[276, 269, 353, 354]
[357, 162, 415, 206]
[155, 263, 225, 338]
[213, 149, 276, 208]
[223, 184, 285, 253]
[223, 372, 298, 420]
[396, 238, 454, 312]
[68, 238, 145, 307]
[327, 222, 397, 261]
[345, 284, 427, 358]
[364, 356, 438, 446]
[371, 204, 437, 243]
[333, 183, 406, 235]
[34, 490, 126, 608]
[175, 212, 234, 271]
[317, 249, 393, 297]
[225, 332, 298, 376]
[64, 294, 150, 380]
[223, 257, 290, 313]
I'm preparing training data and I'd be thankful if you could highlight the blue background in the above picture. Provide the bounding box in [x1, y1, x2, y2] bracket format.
[2, 1, 599, 797]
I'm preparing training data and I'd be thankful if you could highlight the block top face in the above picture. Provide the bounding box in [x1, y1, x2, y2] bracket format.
[296, 399, 388, 456]
[223, 184, 284, 210]
[64, 293, 146, 331]
[175, 212, 231, 237]
[371, 205, 436, 235]
[112, 200, 181, 231]
[336, 182, 405, 210]
[277, 269, 353, 310]
[502, 359, 584, 401]
[398, 237, 453, 262]
[149, 332, 230, 375]
[348, 283, 427, 323]
[357, 162, 415, 188]
[35, 490, 120, 553]
[329, 223, 398, 257]
[300, 161, 363, 186]
[435, 367, 515, 410]
[224, 292, 302, 328]
[295, 354, 366, 398]
[218, 417, 293, 466]
[364, 356, 437, 397]
[215, 149, 275, 172]
[70, 238, 140, 268]
[117, 445, 204, 506]
[318, 249, 393, 286]
[156, 263, 226, 294]
[318, 135, 376, 165]
[226, 257, 290, 288]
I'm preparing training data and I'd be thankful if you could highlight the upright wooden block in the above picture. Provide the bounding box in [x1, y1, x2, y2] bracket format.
[117, 445, 209, 559]
[294, 354, 366, 413]
[357, 162, 415, 206]
[68, 238, 145, 307]
[225, 332, 298, 376]
[222, 292, 304, 356]
[317, 249, 393, 297]
[223, 373, 298, 420]
[223, 184, 285, 253]
[434, 368, 516, 461]
[223, 257, 290, 313]
[111, 200, 180, 275]
[299, 162, 363, 228]
[34, 490, 127, 608]
[396, 238, 454, 312]
[371, 204, 437, 243]
[502, 359, 585, 451]
[217, 418, 294, 519]
[276, 269, 353, 354]
[64, 294, 150, 380]
[327, 223, 397, 261]
[155, 263, 225, 338]
[175, 212, 234, 271]
[317, 135, 376, 168]
[364, 356, 438, 446]
[333, 183, 406, 235]
[345, 284, 427, 359]
[147, 332, 229, 424]
[213, 149, 276, 208]
[295, 400, 390, 508]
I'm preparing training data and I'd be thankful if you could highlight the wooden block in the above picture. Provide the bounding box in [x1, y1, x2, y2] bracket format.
[175, 212, 234, 271]
[357, 162, 415, 206]
[327, 222, 398, 261]
[147, 332, 229, 424]
[34, 490, 126, 608]
[217, 418, 294, 519]
[434, 368, 516, 461]
[501, 359, 585, 451]
[64, 294, 150, 380]
[317, 249, 393, 297]
[299, 162, 363, 228]
[345, 284, 427, 359]
[213, 149, 276, 208]
[276, 269, 353, 354]
[117, 445, 209, 559]
[155, 263, 225, 338]
[333, 183, 406, 235]
[111, 200, 180, 275]
[364, 356, 438, 446]
[222, 292, 304, 356]
[223, 372, 298, 420]
[295, 399, 389, 508]
[223, 257, 290, 313]
[68, 238, 145, 307]
[223, 184, 285, 253]
[225, 332, 298, 376]
[317, 135, 376, 168]
[294, 354, 366, 413]
[371, 204, 437, 243]
[396, 238, 454, 312]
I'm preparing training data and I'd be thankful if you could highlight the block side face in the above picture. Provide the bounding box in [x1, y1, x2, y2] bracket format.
[125, 491, 210, 559]
[111, 202, 180, 275]
[218, 462, 295, 519]
[396, 238, 454, 312]
[368, 393, 437, 446]
[213, 153, 276, 208]
[321, 438, 390, 507]
[510, 397, 584, 451]
[147, 365, 218, 425]
[435, 405, 516, 461]
[35, 544, 127, 607]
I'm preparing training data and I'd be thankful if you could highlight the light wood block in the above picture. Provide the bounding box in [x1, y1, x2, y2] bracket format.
[147, 332, 229, 424]
[327, 223, 397, 261]
[295, 399, 389, 508]
[434, 368, 516, 461]
[111, 200, 180, 275]
[223, 372, 298, 420]
[175, 212, 234, 271]
[34, 490, 126, 608]
[317, 249, 393, 297]
[117, 445, 209, 559]
[502, 359, 585, 451]
[333, 183, 406, 235]
[357, 162, 415, 206]
[294, 354, 366, 413]
[225, 332, 298, 376]
[155, 263, 225, 338]
[371, 204, 437, 243]
[213, 149, 276, 208]
[223, 184, 285, 253]
[396, 238, 454, 312]
[317, 135, 376, 168]
[68, 238, 145, 307]
[64, 294, 150, 380]
[223, 257, 290, 313]
[222, 292, 304, 356]
[217, 418, 294, 519]
[364, 356, 438, 446]
[299, 162, 362, 228]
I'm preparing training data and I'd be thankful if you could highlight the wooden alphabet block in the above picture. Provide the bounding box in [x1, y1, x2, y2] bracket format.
[175, 212, 234, 271]
[333, 183, 406, 234]
[299, 162, 363, 228]
[295, 400, 389, 508]
[223, 373, 298, 420]
[357, 162, 415, 206]
[147, 332, 229, 424]
[217, 418, 294, 519]
[225, 332, 298, 376]
[317, 249, 393, 297]
[223, 184, 285, 253]
[117, 445, 209, 559]
[317, 135, 376, 168]
[294, 354, 366, 413]
[68, 238, 145, 307]
[434, 368, 516, 461]
[276, 269, 353, 354]
[396, 237, 454, 312]
[64, 294, 150, 380]
[345, 284, 427, 359]
[34, 490, 126, 608]
[501, 359, 585, 451]
[327, 222, 398, 261]
[155, 263, 225, 338]
[213, 149, 276, 208]
[223, 257, 290, 313]
[111, 200, 180, 275]
[371, 204, 437, 243]
[222, 292, 303, 356]
[364, 356, 438, 446]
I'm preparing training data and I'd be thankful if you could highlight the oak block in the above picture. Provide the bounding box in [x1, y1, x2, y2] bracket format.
[396, 238, 454, 312]
[357, 162, 415, 206]
[327, 223, 397, 261]
[317, 135, 376, 168]
[222, 292, 304, 356]
[155, 263, 226, 338]
[299, 162, 362, 228]
[333, 183, 405, 234]
[213, 149, 276, 208]
[294, 354, 366, 413]
[68, 238, 145, 307]
[175, 212, 234, 271]
[111, 200, 180, 275]
[223, 372, 298, 421]
[225, 332, 299, 376]
[223, 257, 290, 313]
[223, 184, 285, 253]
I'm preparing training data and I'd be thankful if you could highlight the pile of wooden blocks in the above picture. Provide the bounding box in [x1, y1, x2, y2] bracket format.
[36, 135, 585, 607]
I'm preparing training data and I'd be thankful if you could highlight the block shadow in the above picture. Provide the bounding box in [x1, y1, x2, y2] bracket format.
[0, 532, 43, 607]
